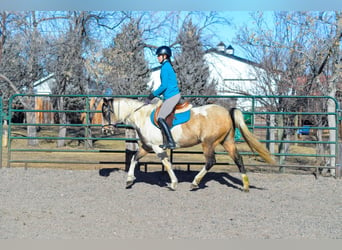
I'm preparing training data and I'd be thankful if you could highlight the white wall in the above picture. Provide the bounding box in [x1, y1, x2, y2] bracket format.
[33, 74, 55, 95]
[204, 52, 258, 95]
[147, 69, 161, 91]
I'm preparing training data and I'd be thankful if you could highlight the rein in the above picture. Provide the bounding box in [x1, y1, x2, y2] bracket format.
[103, 98, 148, 130]
[133, 103, 148, 113]
[121, 102, 148, 124]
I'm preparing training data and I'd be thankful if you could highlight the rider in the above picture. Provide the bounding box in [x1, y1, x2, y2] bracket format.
[146, 45, 181, 149]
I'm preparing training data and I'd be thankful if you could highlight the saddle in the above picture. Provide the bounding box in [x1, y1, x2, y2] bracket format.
[153, 101, 192, 127]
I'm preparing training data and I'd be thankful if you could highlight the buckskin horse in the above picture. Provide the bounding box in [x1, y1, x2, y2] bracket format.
[101, 97, 276, 192]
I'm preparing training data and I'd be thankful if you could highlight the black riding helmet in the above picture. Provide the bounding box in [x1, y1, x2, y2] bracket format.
[156, 46, 172, 58]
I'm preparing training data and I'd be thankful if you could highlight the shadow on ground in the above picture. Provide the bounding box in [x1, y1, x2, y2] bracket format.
[99, 167, 264, 191]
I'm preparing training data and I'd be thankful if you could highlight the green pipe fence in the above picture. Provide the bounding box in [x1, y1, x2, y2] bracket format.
[3, 94, 341, 175]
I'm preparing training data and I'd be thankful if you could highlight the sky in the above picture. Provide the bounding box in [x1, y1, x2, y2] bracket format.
[1, 0, 341, 11]
[0, 0, 340, 66]
[210, 11, 260, 56]
[142, 11, 273, 67]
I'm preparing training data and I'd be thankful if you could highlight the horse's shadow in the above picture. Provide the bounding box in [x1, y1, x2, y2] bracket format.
[99, 167, 265, 191]
[98, 168, 121, 177]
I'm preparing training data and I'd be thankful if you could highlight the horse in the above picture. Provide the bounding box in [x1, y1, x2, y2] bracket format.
[101, 97, 276, 192]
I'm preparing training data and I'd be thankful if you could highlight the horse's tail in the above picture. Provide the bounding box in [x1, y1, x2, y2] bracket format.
[230, 108, 276, 165]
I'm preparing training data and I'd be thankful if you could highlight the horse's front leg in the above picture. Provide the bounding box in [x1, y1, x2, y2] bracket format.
[152, 146, 178, 191]
[126, 147, 148, 188]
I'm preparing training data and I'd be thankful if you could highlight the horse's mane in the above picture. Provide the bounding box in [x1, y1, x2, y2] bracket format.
[119, 98, 161, 108]
[117, 98, 161, 119]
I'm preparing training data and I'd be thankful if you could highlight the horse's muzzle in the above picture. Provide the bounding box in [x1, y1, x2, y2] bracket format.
[101, 124, 116, 136]
[101, 122, 125, 136]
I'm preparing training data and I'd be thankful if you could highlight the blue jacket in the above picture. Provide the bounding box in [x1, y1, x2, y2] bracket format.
[152, 60, 180, 100]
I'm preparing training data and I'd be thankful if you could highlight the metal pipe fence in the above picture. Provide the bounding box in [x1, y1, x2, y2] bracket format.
[2, 94, 340, 174]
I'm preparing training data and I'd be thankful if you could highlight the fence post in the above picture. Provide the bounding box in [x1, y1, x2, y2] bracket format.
[336, 143, 342, 178]
[125, 127, 138, 172]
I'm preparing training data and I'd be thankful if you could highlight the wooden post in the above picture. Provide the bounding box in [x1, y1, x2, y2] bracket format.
[125, 127, 138, 172]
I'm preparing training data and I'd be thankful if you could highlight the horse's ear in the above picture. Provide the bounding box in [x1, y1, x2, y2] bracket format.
[103, 97, 112, 106]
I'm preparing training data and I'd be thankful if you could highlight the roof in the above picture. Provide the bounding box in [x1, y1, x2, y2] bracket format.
[205, 48, 260, 67]
[33, 73, 55, 95]
[149, 48, 260, 72]
[33, 73, 55, 88]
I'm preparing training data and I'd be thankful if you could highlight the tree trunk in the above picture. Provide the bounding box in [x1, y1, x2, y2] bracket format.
[266, 114, 275, 156]
[315, 129, 324, 166]
[26, 97, 38, 146]
[327, 98, 336, 176]
[326, 12, 341, 176]
[57, 96, 66, 147]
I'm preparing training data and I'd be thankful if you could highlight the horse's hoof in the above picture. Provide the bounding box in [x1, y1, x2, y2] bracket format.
[126, 176, 136, 189]
[242, 188, 249, 193]
[126, 181, 134, 189]
[190, 183, 199, 190]
[167, 182, 177, 191]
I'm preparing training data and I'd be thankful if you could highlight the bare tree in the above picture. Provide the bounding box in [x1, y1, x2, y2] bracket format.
[235, 11, 340, 108]
[325, 12, 341, 173]
[99, 17, 150, 95]
[45, 11, 94, 147]
[0, 11, 56, 145]
[174, 19, 217, 105]
[235, 11, 341, 168]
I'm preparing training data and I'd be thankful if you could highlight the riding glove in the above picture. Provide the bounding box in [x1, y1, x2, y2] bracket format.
[144, 93, 155, 104]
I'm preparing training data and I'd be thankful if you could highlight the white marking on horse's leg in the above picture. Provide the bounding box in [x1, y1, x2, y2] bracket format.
[162, 158, 178, 190]
[241, 173, 249, 192]
[126, 156, 137, 188]
[125, 147, 149, 188]
[191, 167, 207, 190]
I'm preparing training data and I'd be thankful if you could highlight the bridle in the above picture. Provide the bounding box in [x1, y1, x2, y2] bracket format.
[101, 98, 117, 134]
[102, 98, 148, 134]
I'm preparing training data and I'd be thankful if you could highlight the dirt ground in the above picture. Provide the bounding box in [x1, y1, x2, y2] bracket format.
[0, 166, 341, 239]
[1, 128, 341, 239]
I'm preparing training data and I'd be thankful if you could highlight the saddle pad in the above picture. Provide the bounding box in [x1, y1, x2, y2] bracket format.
[150, 109, 191, 128]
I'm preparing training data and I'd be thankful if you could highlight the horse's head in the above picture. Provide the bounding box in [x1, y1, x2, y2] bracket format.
[101, 98, 119, 135]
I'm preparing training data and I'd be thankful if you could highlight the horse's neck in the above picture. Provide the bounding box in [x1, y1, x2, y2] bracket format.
[116, 98, 145, 125]
[122, 99, 156, 129]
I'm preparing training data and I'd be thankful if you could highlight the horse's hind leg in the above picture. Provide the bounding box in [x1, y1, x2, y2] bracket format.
[126, 146, 148, 188]
[191, 144, 216, 190]
[222, 141, 250, 192]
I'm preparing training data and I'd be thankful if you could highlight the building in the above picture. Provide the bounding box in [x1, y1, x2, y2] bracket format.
[33, 73, 55, 124]
[204, 43, 261, 96]
[33, 73, 55, 95]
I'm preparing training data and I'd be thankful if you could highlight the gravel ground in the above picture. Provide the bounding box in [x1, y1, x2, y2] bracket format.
[0, 167, 341, 239]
